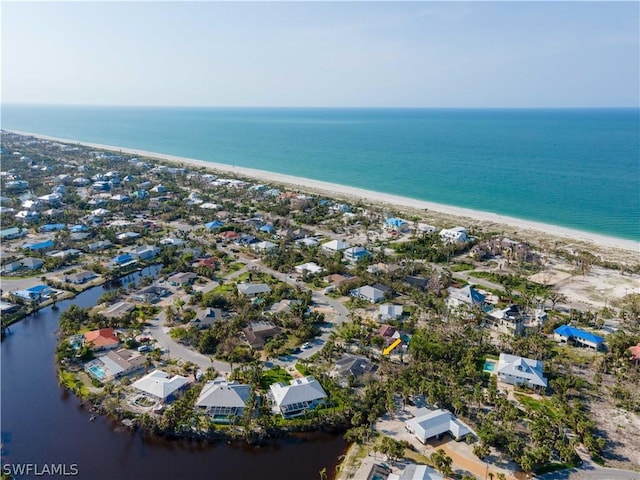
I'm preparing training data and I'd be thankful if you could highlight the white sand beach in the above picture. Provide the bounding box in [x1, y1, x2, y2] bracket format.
[8, 130, 640, 255]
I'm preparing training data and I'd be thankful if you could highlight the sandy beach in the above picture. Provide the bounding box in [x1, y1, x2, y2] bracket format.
[8, 129, 640, 255]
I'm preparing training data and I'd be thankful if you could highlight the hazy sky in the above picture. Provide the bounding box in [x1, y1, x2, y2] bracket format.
[2, 1, 638, 107]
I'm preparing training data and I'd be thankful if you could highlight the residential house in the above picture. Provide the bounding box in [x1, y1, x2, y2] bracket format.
[23, 240, 55, 252]
[487, 305, 525, 336]
[131, 285, 170, 303]
[168, 272, 198, 287]
[294, 262, 323, 275]
[11, 284, 52, 303]
[131, 370, 189, 402]
[269, 376, 327, 418]
[439, 227, 469, 244]
[321, 239, 351, 254]
[447, 285, 485, 310]
[252, 241, 278, 253]
[332, 354, 375, 384]
[0, 227, 26, 241]
[379, 304, 404, 322]
[190, 308, 223, 329]
[218, 230, 242, 243]
[195, 379, 251, 422]
[86, 240, 112, 252]
[101, 301, 135, 319]
[85, 349, 146, 382]
[351, 285, 386, 304]
[242, 321, 281, 349]
[2, 257, 44, 273]
[131, 245, 160, 261]
[343, 246, 372, 263]
[496, 353, 548, 390]
[554, 325, 604, 350]
[405, 408, 473, 443]
[159, 237, 185, 247]
[111, 253, 137, 268]
[64, 271, 98, 285]
[83, 328, 120, 351]
[403, 276, 429, 290]
[204, 220, 225, 231]
[237, 283, 271, 297]
[388, 465, 443, 480]
[117, 232, 141, 242]
[385, 217, 410, 233]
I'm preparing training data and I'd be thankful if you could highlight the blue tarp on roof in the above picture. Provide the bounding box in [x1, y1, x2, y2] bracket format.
[70, 224, 88, 233]
[113, 253, 135, 264]
[23, 240, 54, 250]
[554, 325, 604, 346]
[259, 224, 274, 233]
[205, 221, 224, 230]
[385, 218, 408, 228]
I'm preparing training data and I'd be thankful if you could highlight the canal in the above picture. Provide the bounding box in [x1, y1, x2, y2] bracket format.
[1, 266, 349, 479]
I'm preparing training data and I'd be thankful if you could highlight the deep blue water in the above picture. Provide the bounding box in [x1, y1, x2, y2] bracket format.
[2, 105, 639, 241]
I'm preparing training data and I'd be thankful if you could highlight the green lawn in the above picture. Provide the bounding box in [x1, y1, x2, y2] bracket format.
[514, 392, 559, 420]
[259, 366, 292, 390]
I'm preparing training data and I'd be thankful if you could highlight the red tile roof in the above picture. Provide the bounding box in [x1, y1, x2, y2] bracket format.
[84, 328, 119, 349]
[629, 343, 640, 361]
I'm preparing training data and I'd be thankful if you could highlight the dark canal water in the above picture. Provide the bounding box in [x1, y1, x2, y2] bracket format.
[1, 267, 349, 479]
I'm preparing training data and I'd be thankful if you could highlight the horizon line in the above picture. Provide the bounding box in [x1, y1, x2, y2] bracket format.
[2, 102, 639, 110]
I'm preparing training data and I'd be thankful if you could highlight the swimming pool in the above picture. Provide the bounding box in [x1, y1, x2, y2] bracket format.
[87, 364, 107, 380]
[483, 359, 497, 372]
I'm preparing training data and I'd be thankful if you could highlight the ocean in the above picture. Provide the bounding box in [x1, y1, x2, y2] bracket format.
[2, 105, 639, 241]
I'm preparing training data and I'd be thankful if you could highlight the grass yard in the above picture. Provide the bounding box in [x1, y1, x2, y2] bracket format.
[259, 366, 292, 390]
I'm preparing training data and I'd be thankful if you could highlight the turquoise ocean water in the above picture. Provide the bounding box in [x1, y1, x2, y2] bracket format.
[2, 106, 638, 241]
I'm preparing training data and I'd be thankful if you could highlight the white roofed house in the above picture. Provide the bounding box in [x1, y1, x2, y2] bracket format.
[405, 408, 473, 443]
[195, 379, 251, 423]
[487, 305, 525, 336]
[321, 239, 351, 254]
[269, 376, 327, 418]
[351, 285, 386, 304]
[131, 370, 189, 402]
[496, 353, 548, 390]
[446, 285, 485, 311]
[294, 262, 323, 275]
[378, 304, 404, 322]
[439, 227, 469, 244]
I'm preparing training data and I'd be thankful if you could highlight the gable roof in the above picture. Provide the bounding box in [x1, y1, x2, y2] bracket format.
[496, 353, 548, 388]
[554, 325, 604, 346]
[405, 408, 472, 442]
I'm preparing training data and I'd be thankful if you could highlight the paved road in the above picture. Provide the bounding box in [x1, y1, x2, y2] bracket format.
[0, 265, 77, 293]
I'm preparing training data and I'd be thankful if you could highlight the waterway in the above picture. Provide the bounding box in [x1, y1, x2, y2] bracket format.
[1, 266, 348, 479]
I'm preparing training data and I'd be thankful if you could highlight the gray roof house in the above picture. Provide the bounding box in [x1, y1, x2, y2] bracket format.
[333, 354, 375, 383]
[405, 408, 473, 443]
[496, 353, 548, 389]
[190, 308, 223, 329]
[270, 376, 327, 418]
[351, 285, 386, 303]
[195, 379, 251, 422]
[237, 283, 271, 297]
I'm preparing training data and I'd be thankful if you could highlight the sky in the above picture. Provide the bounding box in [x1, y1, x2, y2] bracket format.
[2, 1, 639, 108]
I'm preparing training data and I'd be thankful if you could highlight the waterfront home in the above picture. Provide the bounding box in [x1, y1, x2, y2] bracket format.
[388, 465, 443, 480]
[195, 379, 251, 422]
[343, 246, 372, 263]
[131, 285, 170, 304]
[379, 304, 404, 322]
[190, 308, 223, 329]
[11, 284, 52, 303]
[111, 253, 137, 268]
[439, 227, 469, 244]
[101, 302, 135, 319]
[168, 272, 198, 287]
[237, 283, 271, 297]
[496, 353, 547, 390]
[405, 408, 473, 443]
[321, 239, 351, 254]
[269, 376, 327, 418]
[242, 321, 281, 349]
[64, 271, 98, 285]
[487, 305, 525, 336]
[83, 328, 120, 351]
[447, 285, 485, 310]
[85, 349, 145, 382]
[131, 245, 160, 261]
[0, 227, 27, 241]
[131, 370, 189, 402]
[554, 325, 604, 350]
[351, 285, 386, 304]
[294, 262, 323, 275]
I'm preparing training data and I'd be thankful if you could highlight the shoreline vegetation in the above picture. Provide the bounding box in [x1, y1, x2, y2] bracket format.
[2, 130, 639, 479]
[7, 130, 640, 256]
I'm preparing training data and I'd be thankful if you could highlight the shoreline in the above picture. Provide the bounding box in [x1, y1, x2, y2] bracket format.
[7, 129, 639, 254]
